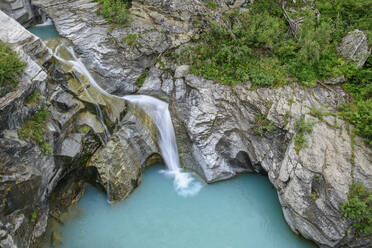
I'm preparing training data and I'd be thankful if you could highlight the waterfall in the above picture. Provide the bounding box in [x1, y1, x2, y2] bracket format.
[53, 42, 202, 197]
[122, 95, 202, 196]
[36, 9, 53, 26]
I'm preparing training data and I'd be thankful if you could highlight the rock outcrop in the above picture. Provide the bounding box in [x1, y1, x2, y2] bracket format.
[88, 106, 161, 202]
[0, 0, 35, 27]
[0, 10, 125, 248]
[338, 29, 371, 68]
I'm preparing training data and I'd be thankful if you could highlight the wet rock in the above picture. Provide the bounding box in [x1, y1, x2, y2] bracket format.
[57, 133, 84, 159]
[88, 109, 160, 202]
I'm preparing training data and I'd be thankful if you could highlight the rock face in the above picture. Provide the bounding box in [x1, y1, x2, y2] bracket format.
[0, 10, 125, 248]
[0, 0, 35, 27]
[338, 29, 371, 68]
[32, 0, 205, 94]
[88, 106, 160, 202]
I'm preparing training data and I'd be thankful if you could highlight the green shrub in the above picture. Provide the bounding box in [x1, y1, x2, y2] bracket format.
[206, 1, 218, 10]
[24, 92, 42, 107]
[174, 0, 359, 87]
[18, 106, 52, 156]
[178, 8, 287, 86]
[0, 41, 26, 97]
[342, 99, 372, 146]
[136, 69, 148, 87]
[316, 0, 372, 45]
[253, 115, 276, 136]
[122, 33, 138, 47]
[294, 117, 315, 153]
[341, 56, 372, 146]
[341, 182, 372, 235]
[96, 0, 132, 25]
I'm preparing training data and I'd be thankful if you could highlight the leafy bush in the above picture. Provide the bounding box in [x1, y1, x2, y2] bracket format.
[96, 0, 132, 25]
[341, 182, 372, 235]
[0, 41, 26, 97]
[18, 106, 52, 156]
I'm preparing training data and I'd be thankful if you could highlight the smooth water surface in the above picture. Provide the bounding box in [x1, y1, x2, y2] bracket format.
[27, 25, 59, 40]
[58, 166, 315, 248]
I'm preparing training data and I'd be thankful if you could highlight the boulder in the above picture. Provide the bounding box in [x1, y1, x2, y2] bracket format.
[338, 29, 370, 68]
[88, 107, 160, 202]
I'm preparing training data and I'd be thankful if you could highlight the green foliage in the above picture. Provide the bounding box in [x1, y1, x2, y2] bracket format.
[310, 192, 318, 201]
[177, 6, 287, 86]
[31, 211, 37, 220]
[342, 99, 372, 146]
[78, 125, 91, 133]
[341, 57, 372, 146]
[96, 0, 132, 25]
[0, 42, 26, 97]
[173, 0, 372, 89]
[24, 92, 42, 107]
[341, 182, 372, 235]
[294, 117, 315, 153]
[136, 69, 148, 87]
[253, 115, 276, 136]
[206, 1, 218, 10]
[123, 33, 138, 47]
[316, 0, 372, 45]
[18, 106, 52, 156]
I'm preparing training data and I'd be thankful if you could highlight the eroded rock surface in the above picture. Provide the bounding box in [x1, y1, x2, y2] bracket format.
[88, 108, 160, 202]
[0, 0, 35, 27]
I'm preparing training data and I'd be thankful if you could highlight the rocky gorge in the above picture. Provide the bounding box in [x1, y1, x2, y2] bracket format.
[0, 0, 371, 248]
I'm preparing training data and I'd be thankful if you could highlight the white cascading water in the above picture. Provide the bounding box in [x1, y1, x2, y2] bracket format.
[121, 95, 202, 196]
[36, 10, 53, 26]
[53, 42, 202, 197]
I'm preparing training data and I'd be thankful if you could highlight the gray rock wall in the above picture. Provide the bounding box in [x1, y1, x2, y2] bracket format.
[0, 0, 35, 27]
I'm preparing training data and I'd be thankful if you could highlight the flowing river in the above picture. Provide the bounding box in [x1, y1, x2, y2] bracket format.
[28, 23, 316, 248]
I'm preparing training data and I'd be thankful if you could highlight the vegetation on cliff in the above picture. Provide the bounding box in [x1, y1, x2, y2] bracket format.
[18, 106, 52, 156]
[95, 0, 132, 25]
[174, 0, 371, 145]
[342, 182, 372, 235]
[0, 41, 26, 97]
